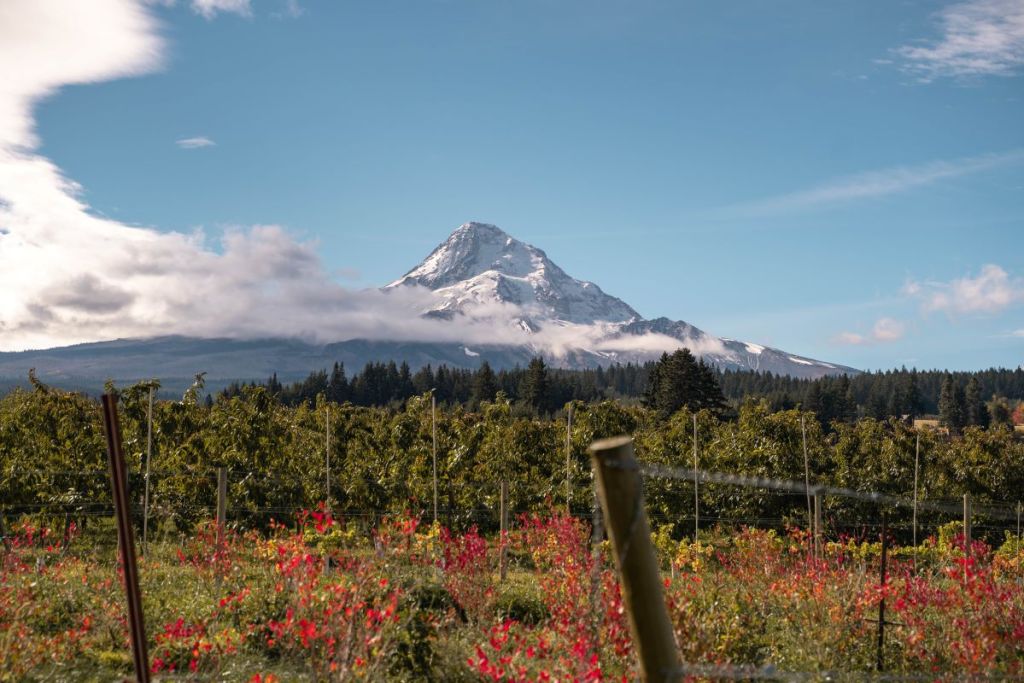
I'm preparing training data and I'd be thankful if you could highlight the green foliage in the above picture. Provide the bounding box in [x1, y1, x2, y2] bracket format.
[3, 378, 1023, 547]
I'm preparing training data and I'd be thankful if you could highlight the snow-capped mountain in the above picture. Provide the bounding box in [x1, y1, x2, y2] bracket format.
[0, 222, 857, 392]
[386, 222, 856, 378]
[387, 222, 640, 325]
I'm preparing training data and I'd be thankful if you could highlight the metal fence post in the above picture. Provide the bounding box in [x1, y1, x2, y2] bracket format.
[499, 480, 509, 581]
[590, 436, 680, 683]
[876, 511, 888, 672]
[101, 394, 151, 683]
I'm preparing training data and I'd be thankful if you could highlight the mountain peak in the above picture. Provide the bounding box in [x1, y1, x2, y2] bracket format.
[386, 222, 641, 324]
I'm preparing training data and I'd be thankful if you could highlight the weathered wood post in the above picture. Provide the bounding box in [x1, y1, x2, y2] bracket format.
[590, 436, 680, 683]
[101, 394, 151, 683]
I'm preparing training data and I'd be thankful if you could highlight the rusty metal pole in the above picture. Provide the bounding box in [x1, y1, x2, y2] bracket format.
[877, 510, 888, 672]
[814, 492, 822, 560]
[142, 385, 153, 555]
[591, 436, 680, 683]
[802, 416, 812, 558]
[499, 480, 509, 581]
[101, 394, 151, 683]
[566, 404, 573, 512]
[963, 493, 972, 583]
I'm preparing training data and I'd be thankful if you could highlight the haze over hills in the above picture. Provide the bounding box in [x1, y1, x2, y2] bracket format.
[0, 222, 857, 394]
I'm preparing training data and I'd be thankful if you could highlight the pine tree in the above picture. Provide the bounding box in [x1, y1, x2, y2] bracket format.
[327, 362, 348, 403]
[642, 349, 725, 418]
[397, 361, 415, 401]
[964, 376, 988, 428]
[472, 361, 498, 404]
[523, 357, 549, 413]
[939, 374, 966, 435]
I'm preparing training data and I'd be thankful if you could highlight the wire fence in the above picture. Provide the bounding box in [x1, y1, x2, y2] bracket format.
[594, 452, 1024, 682]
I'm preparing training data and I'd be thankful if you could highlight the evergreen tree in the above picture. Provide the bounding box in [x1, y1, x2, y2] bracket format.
[523, 357, 549, 413]
[327, 362, 348, 403]
[397, 361, 415, 401]
[939, 374, 966, 435]
[412, 365, 435, 395]
[643, 349, 725, 418]
[267, 372, 282, 396]
[890, 370, 922, 417]
[964, 376, 988, 428]
[472, 361, 498, 404]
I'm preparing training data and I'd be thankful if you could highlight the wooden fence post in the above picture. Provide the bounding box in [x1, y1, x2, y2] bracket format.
[499, 481, 509, 581]
[590, 436, 680, 683]
[100, 394, 151, 683]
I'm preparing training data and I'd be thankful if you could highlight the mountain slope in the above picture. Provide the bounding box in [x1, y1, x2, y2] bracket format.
[385, 222, 855, 377]
[387, 222, 640, 324]
[0, 221, 858, 390]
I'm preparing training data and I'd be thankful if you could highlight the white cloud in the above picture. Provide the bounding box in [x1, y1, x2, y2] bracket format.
[176, 135, 215, 149]
[872, 317, 905, 342]
[833, 332, 868, 346]
[1011, 329, 1024, 337]
[191, 0, 251, 19]
[834, 317, 906, 346]
[907, 264, 1024, 314]
[727, 150, 1024, 216]
[896, 0, 1024, 81]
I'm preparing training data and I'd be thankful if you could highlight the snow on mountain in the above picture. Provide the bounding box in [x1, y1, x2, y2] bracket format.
[0, 222, 857, 388]
[387, 222, 640, 325]
[386, 222, 856, 378]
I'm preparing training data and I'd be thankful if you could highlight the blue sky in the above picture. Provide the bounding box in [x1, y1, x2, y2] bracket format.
[2, 0, 1022, 370]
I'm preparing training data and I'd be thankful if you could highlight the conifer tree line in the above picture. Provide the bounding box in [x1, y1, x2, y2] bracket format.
[222, 357, 1024, 429]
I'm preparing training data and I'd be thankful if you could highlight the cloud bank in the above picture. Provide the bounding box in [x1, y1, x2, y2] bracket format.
[0, 0, 704, 363]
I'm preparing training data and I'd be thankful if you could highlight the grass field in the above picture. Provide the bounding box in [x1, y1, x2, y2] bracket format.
[2, 510, 1023, 681]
